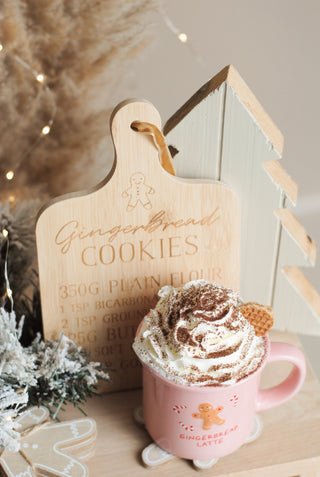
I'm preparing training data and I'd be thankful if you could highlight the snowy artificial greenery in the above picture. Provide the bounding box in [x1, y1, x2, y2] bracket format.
[28, 333, 110, 417]
[0, 307, 110, 452]
[0, 386, 28, 453]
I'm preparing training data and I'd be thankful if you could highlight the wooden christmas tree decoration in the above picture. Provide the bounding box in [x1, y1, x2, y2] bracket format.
[36, 100, 241, 392]
[0, 407, 96, 477]
[164, 65, 320, 335]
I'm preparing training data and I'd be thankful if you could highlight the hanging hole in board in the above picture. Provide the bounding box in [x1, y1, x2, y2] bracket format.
[168, 145, 179, 159]
[130, 121, 176, 176]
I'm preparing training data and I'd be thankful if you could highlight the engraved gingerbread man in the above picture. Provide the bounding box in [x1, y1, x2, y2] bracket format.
[192, 403, 225, 430]
[122, 172, 154, 211]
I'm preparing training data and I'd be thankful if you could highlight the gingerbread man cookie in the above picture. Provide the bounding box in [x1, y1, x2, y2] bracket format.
[192, 403, 225, 430]
[0, 406, 96, 477]
[122, 172, 154, 211]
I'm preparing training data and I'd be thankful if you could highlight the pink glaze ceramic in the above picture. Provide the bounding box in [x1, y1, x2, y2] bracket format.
[140, 334, 306, 460]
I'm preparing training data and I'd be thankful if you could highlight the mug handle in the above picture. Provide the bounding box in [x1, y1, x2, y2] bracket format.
[256, 342, 306, 412]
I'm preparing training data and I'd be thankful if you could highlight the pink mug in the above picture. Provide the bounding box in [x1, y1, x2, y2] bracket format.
[140, 333, 306, 460]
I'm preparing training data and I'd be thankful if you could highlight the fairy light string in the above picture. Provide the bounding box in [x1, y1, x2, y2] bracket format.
[160, 9, 206, 69]
[0, 41, 56, 186]
[0, 10, 199, 189]
[0, 10, 199, 187]
[1, 228, 13, 312]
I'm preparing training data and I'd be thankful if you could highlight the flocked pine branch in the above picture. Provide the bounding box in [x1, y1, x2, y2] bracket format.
[0, 386, 28, 453]
[0, 308, 35, 452]
[28, 333, 110, 418]
[0, 309, 36, 388]
[0, 307, 110, 451]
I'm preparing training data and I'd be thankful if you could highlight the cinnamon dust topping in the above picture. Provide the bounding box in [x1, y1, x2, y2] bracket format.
[133, 280, 266, 386]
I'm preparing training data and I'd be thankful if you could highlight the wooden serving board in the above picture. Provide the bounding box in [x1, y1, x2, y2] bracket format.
[36, 100, 240, 392]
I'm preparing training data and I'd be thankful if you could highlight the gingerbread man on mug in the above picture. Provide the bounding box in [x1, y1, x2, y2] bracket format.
[192, 403, 225, 430]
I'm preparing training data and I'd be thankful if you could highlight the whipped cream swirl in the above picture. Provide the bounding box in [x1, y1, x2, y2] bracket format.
[133, 280, 266, 386]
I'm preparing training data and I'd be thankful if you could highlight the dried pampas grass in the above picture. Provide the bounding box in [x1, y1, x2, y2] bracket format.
[0, 0, 160, 201]
[0, 1, 160, 339]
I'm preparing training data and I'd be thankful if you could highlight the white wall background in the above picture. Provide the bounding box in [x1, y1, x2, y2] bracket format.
[110, 0, 320, 377]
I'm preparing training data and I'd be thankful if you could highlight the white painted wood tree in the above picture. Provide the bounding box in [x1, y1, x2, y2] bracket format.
[164, 65, 320, 335]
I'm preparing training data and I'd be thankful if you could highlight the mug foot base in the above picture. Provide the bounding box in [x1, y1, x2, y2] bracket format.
[134, 406, 263, 469]
[142, 443, 175, 467]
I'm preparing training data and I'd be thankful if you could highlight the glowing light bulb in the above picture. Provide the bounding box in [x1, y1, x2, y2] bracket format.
[2, 229, 8, 238]
[178, 33, 188, 43]
[0, 43, 3, 52]
[7, 288, 12, 298]
[36, 73, 45, 83]
[41, 125, 50, 135]
[8, 195, 15, 203]
[6, 171, 14, 180]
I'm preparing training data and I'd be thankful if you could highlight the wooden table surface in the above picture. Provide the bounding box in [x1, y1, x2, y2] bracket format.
[62, 331, 320, 477]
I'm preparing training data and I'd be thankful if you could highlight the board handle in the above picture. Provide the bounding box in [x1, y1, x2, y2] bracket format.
[110, 100, 167, 176]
